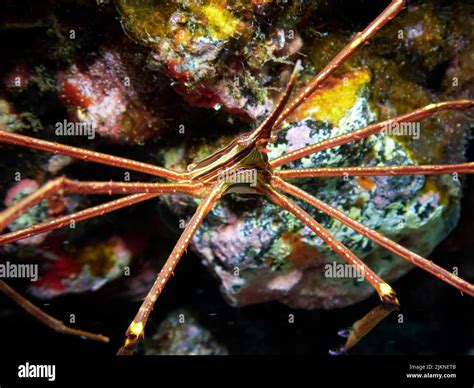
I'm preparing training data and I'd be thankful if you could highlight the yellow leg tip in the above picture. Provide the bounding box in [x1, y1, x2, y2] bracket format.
[377, 282, 399, 305]
[129, 321, 144, 337]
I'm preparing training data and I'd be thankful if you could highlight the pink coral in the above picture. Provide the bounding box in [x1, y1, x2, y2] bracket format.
[57, 41, 165, 144]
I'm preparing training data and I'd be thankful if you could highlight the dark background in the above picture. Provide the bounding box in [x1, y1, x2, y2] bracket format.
[0, 0, 473, 356]
[1, 152, 473, 356]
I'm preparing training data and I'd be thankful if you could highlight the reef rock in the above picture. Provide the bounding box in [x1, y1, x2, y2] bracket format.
[144, 309, 228, 355]
[57, 39, 167, 144]
[0, 0, 472, 312]
[28, 236, 134, 299]
[116, 0, 317, 121]
[161, 67, 466, 309]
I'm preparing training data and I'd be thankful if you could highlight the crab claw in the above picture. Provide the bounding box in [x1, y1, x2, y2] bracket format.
[329, 345, 347, 356]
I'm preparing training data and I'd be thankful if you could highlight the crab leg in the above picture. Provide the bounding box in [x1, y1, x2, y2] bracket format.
[275, 163, 474, 179]
[261, 183, 399, 350]
[249, 61, 301, 143]
[272, 0, 406, 130]
[334, 304, 397, 353]
[271, 100, 474, 168]
[0, 178, 202, 233]
[261, 184, 399, 303]
[0, 128, 186, 180]
[0, 193, 159, 245]
[117, 182, 226, 355]
[272, 176, 474, 297]
[0, 280, 109, 342]
[0, 182, 199, 344]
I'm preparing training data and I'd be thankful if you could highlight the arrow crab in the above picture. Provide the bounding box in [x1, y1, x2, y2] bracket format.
[0, 0, 473, 355]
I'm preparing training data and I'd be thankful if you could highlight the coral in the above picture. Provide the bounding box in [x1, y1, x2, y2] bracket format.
[29, 236, 134, 299]
[161, 68, 465, 309]
[57, 39, 167, 144]
[0, 0, 472, 355]
[116, 0, 316, 120]
[0, 95, 43, 134]
[144, 309, 228, 355]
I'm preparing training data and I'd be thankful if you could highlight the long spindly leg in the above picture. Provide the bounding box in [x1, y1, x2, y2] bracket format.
[0, 177, 203, 233]
[271, 0, 406, 130]
[0, 193, 159, 245]
[275, 162, 474, 179]
[260, 183, 400, 351]
[0, 194, 160, 245]
[0, 180, 202, 344]
[0, 178, 64, 233]
[271, 100, 474, 168]
[249, 61, 301, 143]
[0, 194, 154, 342]
[272, 176, 474, 296]
[117, 182, 225, 355]
[0, 128, 187, 180]
[0, 280, 109, 342]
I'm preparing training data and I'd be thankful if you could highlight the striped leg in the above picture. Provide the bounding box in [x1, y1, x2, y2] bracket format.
[249, 61, 301, 144]
[0, 181, 202, 343]
[275, 163, 474, 179]
[0, 280, 109, 343]
[117, 182, 225, 355]
[271, 0, 406, 130]
[272, 177, 474, 296]
[0, 128, 186, 180]
[0, 177, 202, 233]
[271, 100, 474, 168]
[271, 177, 474, 351]
[0, 179, 203, 245]
[260, 184, 400, 351]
